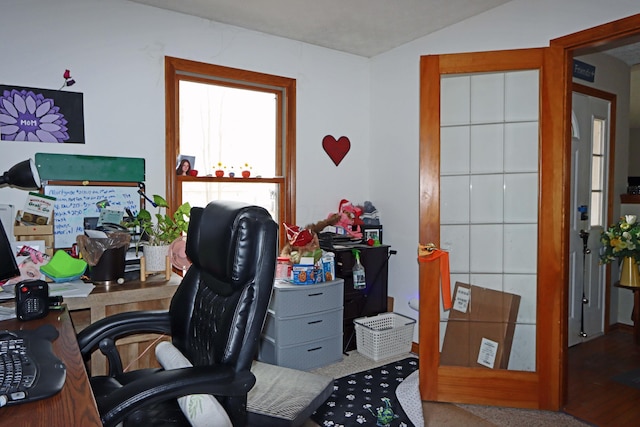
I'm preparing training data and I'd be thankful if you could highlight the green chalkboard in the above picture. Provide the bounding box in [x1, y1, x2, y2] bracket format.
[35, 153, 145, 182]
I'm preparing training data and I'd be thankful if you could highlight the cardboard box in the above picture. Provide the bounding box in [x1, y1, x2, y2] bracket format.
[14, 211, 54, 256]
[440, 282, 520, 369]
[292, 264, 316, 284]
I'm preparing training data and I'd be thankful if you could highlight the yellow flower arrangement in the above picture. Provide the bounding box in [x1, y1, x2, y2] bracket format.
[600, 215, 640, 263]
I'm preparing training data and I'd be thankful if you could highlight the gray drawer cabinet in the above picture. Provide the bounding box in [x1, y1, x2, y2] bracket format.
[258, 279, 344, 370]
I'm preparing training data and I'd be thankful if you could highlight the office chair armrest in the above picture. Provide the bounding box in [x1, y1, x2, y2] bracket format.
[77, 310, 171, 360]
[98, 366, 255, 427]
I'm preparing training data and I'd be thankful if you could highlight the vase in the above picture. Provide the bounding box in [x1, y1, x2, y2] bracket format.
[620, 256, 640, 288]
[144, 244, 170, 272]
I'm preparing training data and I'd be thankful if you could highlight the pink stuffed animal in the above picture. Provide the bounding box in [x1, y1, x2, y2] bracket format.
[329, 199, 363, 238]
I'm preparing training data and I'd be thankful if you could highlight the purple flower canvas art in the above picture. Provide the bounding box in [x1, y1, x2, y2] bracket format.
[0, 85, 85, 144]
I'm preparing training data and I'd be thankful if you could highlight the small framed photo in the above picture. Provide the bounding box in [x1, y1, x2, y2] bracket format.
[362, 225, 383, 244]
[176, 154, 196, 176]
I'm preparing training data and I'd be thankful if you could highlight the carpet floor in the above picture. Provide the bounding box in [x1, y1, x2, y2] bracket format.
[304, 351, 593, 427]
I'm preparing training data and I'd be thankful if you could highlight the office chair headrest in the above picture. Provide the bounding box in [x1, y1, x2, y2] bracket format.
[186, 201, 276, 296]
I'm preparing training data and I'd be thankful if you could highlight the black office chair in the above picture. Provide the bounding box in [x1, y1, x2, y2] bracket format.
[76, 200, 278, 427]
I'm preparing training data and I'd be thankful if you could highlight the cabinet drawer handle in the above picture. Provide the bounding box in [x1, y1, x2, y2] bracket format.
[307, 319, 323, 325]
[308, 292, 324, 297]
[307, 346, 322, 352]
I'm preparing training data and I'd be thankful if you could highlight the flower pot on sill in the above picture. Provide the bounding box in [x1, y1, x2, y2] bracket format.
[620, 256, 640, 288]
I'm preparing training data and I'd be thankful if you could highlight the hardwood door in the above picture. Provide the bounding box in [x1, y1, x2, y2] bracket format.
[419, 47, 568, 410]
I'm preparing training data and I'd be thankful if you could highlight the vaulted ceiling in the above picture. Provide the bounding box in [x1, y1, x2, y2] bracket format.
[130, 1, 639, 127]
[129, 0, 512, 57]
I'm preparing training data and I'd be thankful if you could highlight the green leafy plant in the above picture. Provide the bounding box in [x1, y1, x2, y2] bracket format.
[126, 195, 191, 247]
[600, 215, 640, 264]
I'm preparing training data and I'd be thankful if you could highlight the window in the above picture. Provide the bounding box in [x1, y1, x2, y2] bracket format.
[165, 57, 296, 245]
[590, 117, 605, 227]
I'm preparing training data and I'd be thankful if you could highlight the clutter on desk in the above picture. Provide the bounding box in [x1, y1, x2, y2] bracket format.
[76, 230, 130, 285]
[2, 242, 50, 287]
[39, 250, 87, 282]
[14, 211, 54, 257]
[48, 280, 95, 298]
[21, 192, 55, 226]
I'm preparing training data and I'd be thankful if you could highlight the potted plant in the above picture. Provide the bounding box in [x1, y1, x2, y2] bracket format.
[126, 195, 191, 271]
[600, 215, 640, 287]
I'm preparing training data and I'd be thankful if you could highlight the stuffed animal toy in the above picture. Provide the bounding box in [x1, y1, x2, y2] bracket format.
[328, 199, 363, 238]
[280, 214, 340, 264]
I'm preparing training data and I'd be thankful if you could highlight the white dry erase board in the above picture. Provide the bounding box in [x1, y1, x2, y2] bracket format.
[43, 181, 144, 249]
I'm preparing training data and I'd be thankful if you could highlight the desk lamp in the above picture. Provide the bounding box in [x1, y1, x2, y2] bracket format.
[0, 159, 41, 190]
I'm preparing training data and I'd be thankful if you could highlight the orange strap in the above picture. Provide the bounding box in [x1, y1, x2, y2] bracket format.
[418, 247, 452, 310]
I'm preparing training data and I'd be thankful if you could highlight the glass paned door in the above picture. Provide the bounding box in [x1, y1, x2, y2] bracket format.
[419, 47, 567, 409]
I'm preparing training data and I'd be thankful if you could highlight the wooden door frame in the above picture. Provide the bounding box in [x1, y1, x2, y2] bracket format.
[552, 13, 640, 406]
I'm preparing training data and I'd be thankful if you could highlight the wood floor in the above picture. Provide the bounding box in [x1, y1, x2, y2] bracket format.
[565, 325, 640, 427]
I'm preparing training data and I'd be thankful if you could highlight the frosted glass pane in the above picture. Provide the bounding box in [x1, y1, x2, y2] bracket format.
[509, 324, 536, 371]
[470, 174, 504, 223]
[504, 173, 538, 223]
[504, 224, 537, 273]
[504, 274, 537, 324]
[441, 225, 470, 272]
[471, 73, 504, 124]
[470, 224, 503, 272]
[468, 274, 503, 291]
[441, 76, 470, 126]
[441, 176, 470, 224]
[471, 124, 504, 173]
[505, 70, 539, 122]
[441, 126, 470, 174]
[504, 122, 538, 172]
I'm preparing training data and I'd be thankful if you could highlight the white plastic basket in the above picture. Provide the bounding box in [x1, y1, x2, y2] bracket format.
[354, 312, 416, 361]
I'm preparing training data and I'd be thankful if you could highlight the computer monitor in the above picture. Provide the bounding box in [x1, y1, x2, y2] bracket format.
[0, 219, 19, 282]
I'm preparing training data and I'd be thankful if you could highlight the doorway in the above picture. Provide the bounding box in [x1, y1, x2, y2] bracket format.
[568, 86, 613, 347]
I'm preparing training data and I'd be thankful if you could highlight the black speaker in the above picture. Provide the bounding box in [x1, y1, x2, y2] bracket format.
[15, 280, 49, 321]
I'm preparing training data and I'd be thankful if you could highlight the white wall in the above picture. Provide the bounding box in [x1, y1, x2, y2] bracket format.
[0, 0, 370, 229]
[370, 0, 640, 339]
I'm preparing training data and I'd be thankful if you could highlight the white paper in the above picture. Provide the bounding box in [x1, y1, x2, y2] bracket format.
[0, 287, 14, 300]
[477, 337, 499, 368]
[84, 229, 109, 239]
[0, 306, 16, 321]
[452, 285, 470, 313]
[48, 280, 95, 298]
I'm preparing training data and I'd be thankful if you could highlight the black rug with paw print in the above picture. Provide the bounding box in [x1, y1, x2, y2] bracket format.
[311, 357, 418, 427]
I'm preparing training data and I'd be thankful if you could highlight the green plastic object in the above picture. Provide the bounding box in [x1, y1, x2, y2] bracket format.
[35, 153, 145, 182]
[40, 250, 87, 280]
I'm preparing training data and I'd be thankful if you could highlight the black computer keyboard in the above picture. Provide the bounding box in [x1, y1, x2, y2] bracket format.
[0, 327, 66, 406]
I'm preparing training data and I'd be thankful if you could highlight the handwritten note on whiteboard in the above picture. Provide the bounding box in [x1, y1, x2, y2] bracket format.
[43, 184, 142, 249]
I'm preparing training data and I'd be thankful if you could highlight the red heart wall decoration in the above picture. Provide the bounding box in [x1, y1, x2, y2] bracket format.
[322, 135, 351, 166]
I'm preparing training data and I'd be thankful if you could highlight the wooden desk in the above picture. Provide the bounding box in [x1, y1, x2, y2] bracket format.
[614, 282, 640, 345]
[0, 308, 102, 427]
[66, 274, 181, 375]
